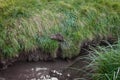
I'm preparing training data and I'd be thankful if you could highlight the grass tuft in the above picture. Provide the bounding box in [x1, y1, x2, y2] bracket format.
[0, 0, 120, 59]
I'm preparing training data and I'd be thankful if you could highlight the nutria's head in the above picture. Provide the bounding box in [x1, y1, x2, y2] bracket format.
[50, 33, 64, 42]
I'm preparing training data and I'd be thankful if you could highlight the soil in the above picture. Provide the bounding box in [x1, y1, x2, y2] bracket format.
[0, 55, 93, 80]
[0, 59, 77, 80]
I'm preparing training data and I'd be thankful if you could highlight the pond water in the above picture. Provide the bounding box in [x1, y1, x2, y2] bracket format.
[0, 59, 72, 80]
[0, 56, 92, 80]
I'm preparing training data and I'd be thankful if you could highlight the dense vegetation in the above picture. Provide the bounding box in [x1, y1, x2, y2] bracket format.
[0, 0, 120, 79]
[89, 40, 120, 80]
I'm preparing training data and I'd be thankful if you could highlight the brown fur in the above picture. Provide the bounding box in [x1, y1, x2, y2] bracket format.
[50, 33, 64, 58]
[50, 33, 64, 42]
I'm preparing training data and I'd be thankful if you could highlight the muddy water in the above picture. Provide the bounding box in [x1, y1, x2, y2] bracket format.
[0, 59, 73, 80]
[0, 56, 91, 80]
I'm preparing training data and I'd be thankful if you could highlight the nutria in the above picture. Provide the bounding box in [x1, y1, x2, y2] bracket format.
[50, 33, 64, 42]
[50, 33, 64, 59]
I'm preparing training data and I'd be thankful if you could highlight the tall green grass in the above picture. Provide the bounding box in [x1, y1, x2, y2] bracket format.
[0, 0, 120, 58]
[89, 40, 120, 80]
